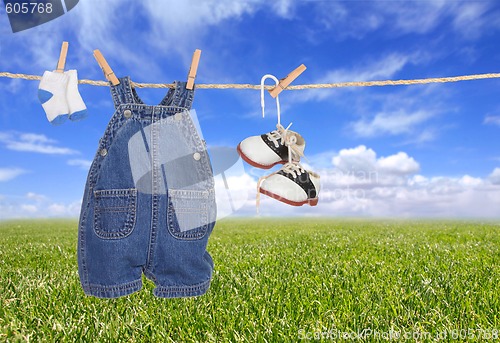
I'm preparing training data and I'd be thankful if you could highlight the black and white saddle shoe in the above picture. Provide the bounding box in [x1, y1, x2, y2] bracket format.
[258, 162, 320, 206]
[237, 124, 305, 169]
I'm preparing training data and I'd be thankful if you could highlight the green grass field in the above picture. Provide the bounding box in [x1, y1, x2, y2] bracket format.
[1, 219, 499, 342]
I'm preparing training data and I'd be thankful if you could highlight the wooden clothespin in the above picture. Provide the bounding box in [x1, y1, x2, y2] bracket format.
[55, 41, 69, 73]
[268, 64, 307, 98]
[93, 49, 120, 86]
[186, 49, 201, 90]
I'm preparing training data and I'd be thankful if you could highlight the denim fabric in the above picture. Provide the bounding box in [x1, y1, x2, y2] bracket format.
[78, 77, 216, 298]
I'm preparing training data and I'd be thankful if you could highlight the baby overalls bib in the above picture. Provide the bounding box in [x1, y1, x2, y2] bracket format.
[77, 77, 216, 298]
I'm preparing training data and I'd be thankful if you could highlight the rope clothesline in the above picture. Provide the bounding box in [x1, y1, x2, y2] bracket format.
[1, 71, 500, 89]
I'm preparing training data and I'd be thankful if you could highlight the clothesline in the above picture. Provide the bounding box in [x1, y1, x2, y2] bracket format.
[1, 71, 500, 89]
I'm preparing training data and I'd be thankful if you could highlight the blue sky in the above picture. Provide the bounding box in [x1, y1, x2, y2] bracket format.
[1, 0, 500, 218]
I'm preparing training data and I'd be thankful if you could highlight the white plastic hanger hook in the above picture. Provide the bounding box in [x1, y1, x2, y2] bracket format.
[260, 74, 281, 127]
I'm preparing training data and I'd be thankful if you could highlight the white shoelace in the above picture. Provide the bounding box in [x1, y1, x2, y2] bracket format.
[256, 161, 307, 214]
[266, 122, 304, 162]
[280, 162, 306, 178]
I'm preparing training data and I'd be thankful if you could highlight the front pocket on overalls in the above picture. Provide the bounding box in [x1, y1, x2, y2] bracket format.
[93, 188, 137, 239]
[167, 189, 211, 240]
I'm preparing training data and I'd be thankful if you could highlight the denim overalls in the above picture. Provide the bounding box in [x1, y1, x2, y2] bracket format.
[78, 77, 216, 298]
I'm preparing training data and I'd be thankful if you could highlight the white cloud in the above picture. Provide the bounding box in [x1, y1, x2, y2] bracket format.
[451, 2, 490, 39]
[380, 1, 450, 35]
[0, 132, 78, 155]
[489, 168, 500, 185]
[0, 193, 82, 219]
[0, 0, 270, 78]
[317, 163, 500, 218]
[400, 128, 438, 146]
[271, 0, 295, 19]
[296, 53, 415, 104]
[67, 159, 92, 169]
[26, 192, 48, 202]
[1, 157, 499, 219]
[351, 110, 435, 137]
[0, 79, 24, 95]
[0, 30, 61, 72]
[333, 145, 377, 173]
[140, 0, 262, 59]
[144, 0, 255, 28]
[292, 51, 442, 111]
[459, 175, 483, 187]
[10, 0, 310, 84]
[0, 167, 28, 182]
[47, 203, 71, 216]
[287, 66, 448, 148]
[484, 115, 500, 126]
[325, 53, 412, 84]
[327, 146, 419, 190]
[308, 82, 449, 143]
[230, 147, 500, 218]
[377, 152, 420, 175]
[312, 1, 499, 41]
[71, 0, 126, 51]
[0, 0, 133, 72]
[3, 0, 499, 80]
[20, 204, 38, 214]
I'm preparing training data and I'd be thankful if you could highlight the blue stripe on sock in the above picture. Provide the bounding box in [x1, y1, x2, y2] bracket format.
[38, 89, 53, 104]
[51, 114, 69, 126]
[69, 109, 88, 121]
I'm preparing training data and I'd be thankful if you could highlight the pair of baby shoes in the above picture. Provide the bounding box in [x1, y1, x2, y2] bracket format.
[237, 75, 320, 207]
[238, 123, 320, 207]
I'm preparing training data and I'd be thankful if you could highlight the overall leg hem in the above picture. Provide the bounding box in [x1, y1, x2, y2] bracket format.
[153, 278, 211, 298]
[82, 279, 142, 299]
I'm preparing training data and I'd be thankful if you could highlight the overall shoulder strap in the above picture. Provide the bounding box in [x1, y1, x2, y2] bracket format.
[159, 81, 195, 109]
[109, 77, 135, 108]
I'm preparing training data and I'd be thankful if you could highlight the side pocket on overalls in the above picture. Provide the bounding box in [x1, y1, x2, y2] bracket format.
[167, 189, 214, 240]
[93, 188, 137, 239]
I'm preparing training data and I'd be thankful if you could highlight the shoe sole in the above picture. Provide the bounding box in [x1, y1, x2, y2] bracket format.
[236, 143, 286, 169]
[259, 188, 319, 207]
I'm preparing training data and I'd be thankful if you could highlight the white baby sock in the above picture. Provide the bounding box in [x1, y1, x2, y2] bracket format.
[38, 71, 70, 125]
[65, 70, 87, 121]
